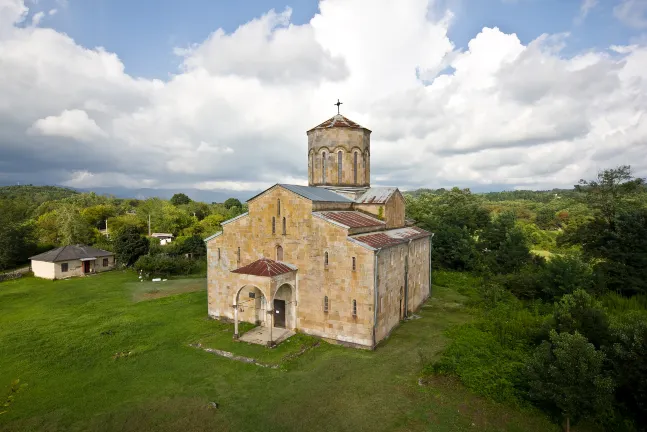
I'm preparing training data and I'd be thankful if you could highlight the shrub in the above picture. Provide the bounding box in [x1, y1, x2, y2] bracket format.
[134, 255, 199, 277]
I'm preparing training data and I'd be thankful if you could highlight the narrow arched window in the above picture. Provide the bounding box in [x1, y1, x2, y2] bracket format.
[322, 152, 326, 183]
[310, 152, 314, 182]
[276, 245, 283, 261]
[353, 152, 358, 184]
[364, 151, 369, 182]
[282, 217, 286, 235]
[352, 299, 357, 317]
[272, 217, 276, 234]
[324, 251, 329, 266]
[352, 257, 356, 271]
[218, 247, 221, 261]
[277, 199, 280, 216]
[237, 247, 241, 266]
[324, 296, 329, 313]
[338, 151, 342, 183]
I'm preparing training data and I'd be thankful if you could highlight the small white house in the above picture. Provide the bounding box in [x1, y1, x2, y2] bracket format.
[29, 245, 115, 280]
[151, 233, 174, 245]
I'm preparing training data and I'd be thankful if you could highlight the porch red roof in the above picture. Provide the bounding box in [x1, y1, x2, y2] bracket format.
[231, 258, 296, 277]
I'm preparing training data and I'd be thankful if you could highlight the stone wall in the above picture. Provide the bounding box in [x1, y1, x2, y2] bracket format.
[374, 236, 431, 343]
[354, 191, 406, 229]
[207, 185, 377, 348]
[308, 128, 371, 187]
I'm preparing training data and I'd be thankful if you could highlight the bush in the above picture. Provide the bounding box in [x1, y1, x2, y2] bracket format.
[134, 255, 199, 277]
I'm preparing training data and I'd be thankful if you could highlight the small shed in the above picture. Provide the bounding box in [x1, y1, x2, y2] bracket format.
[29, 245, 115, 280]
[151, 233, 174, 245]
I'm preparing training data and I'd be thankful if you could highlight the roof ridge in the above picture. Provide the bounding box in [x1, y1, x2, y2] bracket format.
[52, 245, 67, 262]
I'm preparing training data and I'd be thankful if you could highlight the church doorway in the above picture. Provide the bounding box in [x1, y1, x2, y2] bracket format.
[273, 283, 295, 330]
[274, 299, 286, 328]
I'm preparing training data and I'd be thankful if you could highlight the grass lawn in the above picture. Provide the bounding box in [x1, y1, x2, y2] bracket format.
[0, 270, 560, 432]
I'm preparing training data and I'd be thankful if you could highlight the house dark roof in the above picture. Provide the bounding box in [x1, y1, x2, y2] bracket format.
[314, 211, 385, 229]
[308, 114, 370, 132]
[350, 226, 431, 249]
[29, 245, 114, 263]
[231, 258, 296, 277]
[356, 187, 398, 204]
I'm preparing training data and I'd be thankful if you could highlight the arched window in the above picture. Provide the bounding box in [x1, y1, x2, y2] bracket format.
[310, 152, 314, 182]
[352, 257, 356, 271]
[282, 217, 286, 235]
[277, 199, 281, 216]
[272, 217, 276, 235]
[322, 152, 326, 183]
[237, 247, 241, 266]
[276, 245, 283, 261]
[324, 296, 329, 313]
[364, 151, 369, 182]
[352, 299, 357, 317]
[324, 251, 329, 266]
[338, 151, 342, 183]
[353, 152, 358, 184]
[218, 247, 221, 261]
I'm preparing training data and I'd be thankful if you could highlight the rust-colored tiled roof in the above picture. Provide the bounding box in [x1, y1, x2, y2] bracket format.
[315, 211, 385, 229]
[308, 114, 369, 131]
[231, 258, 296, 277]
[350, 226, 431, 249]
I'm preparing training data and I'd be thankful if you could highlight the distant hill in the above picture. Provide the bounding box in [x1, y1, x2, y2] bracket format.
[0, 185, 79, 202]
[72, 187, 260, 203]
[0, 184, 259, 204]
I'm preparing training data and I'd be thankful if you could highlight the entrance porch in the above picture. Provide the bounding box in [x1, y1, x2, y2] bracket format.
[230, 258, 298, 347]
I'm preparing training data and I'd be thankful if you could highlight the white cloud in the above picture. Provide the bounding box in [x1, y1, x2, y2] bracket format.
[576, 0, 597, 24]
[1, 0, 647, 193]
[30, 10, 42, 25]
[29, 109, 108, 141]
[614, 0, 647, 29]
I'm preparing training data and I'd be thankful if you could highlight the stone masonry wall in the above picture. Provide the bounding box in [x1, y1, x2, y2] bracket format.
[308, 128, 371, 187]
[207, 185, 377, 348]
[374, 237, 431, 343]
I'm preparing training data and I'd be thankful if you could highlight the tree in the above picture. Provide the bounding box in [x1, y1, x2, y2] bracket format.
[429, 224, 479, 271]
[575, 165, 644, 226]
[525, 330, 615, 431]
[535, 208, 559, 230]
[181, 235, 207, 257]
[607, 315, 647, 430]
[551, 290, 611, 349]
[113, 225, 149, 266]
[170, 193, 191, 206]
[81, 204, 116, 229]
[478, 212, 531, 274]
[223, 198, 242, 209]
[538, 254, 593, 300]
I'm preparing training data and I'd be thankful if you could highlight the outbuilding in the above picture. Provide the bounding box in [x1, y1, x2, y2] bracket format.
[29, 245, 115, 280]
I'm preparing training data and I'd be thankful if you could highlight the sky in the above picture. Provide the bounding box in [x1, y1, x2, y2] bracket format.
[1, 0, 646, 195]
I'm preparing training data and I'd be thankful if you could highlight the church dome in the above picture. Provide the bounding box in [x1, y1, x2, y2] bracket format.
[308, 114, 371, 132]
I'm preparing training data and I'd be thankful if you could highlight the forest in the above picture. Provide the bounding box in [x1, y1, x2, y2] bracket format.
[1, 166, 646, 431]
[0, 186, 246, 276]
[406, 166, 647, 432]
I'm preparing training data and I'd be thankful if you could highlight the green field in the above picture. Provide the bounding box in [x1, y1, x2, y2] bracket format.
[0, 271, 559, 432]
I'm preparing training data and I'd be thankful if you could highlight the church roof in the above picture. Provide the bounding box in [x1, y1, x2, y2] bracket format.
[276, 184, 353, 203]
[30, 245, 114, 263]
[314, 211, 385, 229]
[308, 114, 370, 132]
[231, 258, 296, 277]
[350, 226, 431, 250]
[356, 187, 398, 204]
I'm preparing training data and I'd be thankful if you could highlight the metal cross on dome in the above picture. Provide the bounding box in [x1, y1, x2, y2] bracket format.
[334, 99, 343, 115]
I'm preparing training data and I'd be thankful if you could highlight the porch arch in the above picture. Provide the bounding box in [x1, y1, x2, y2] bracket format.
[232, 284, 270, 339]
[272, 282, 296, 330]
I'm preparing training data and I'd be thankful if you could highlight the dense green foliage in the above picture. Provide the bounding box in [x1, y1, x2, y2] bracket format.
[408, 166, 647, 431]
[0, 185, 245, 271]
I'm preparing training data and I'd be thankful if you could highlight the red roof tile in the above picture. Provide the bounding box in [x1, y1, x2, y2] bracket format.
[231, 258, 295, 277]
[308, 114, 369, 131]
[351, 226, 431, 249]
[316, 211, 385, 228]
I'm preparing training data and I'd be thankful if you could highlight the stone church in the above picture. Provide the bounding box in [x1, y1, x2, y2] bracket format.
[205, 110, 432, 349]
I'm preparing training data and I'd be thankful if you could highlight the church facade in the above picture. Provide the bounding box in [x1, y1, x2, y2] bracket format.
[205, 112, 432, 349]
